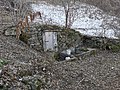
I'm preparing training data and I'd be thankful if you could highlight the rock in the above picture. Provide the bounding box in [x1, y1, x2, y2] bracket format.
[65, 57, 71, 60]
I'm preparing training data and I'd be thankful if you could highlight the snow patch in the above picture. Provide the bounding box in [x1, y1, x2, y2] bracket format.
[31, 1, 119, 39]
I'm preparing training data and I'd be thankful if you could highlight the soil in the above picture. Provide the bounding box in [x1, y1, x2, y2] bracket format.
[0, 34, 120, 90]
[47, 51, 120, 90]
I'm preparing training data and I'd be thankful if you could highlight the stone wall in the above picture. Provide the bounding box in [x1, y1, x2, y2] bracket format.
[82, 35, 120, 51]
[28, 25, 82, 52]
[27, 26, 43, 51]
[3, 24, 44, 52]
[3, 24, 82, 52]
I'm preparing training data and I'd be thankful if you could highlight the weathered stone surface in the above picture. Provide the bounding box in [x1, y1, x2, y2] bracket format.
[57, 29, 82, 52]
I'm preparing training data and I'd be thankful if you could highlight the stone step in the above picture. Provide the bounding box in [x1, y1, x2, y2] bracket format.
[75, 48, 97, 59]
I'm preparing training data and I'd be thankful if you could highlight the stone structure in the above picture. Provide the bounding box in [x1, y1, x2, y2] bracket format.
[4, 24, 82, 52]
[28, 27, 43, 51]
[26, 25, 82, 52]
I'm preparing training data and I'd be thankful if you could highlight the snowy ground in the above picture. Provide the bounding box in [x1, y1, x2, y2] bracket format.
[31, 1, 119, 39]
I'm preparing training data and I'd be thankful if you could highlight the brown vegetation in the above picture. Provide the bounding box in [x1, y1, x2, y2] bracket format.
[16, 12, 42, 39]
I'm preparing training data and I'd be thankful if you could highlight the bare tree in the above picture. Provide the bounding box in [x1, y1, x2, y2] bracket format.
[60, 0, 79, 28]
[0, 0, 34, 29]
[10, 0, 33, 24]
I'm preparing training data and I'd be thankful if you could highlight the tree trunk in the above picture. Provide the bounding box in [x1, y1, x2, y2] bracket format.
[65, 10, 69, 28]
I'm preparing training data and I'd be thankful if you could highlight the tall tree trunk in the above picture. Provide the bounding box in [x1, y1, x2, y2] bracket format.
[65, 10, 69, 28]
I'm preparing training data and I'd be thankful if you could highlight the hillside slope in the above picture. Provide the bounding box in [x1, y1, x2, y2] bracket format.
[0, 34, 42, 62]
[0, 33, 120, 90]
[0, 34, 55, 89]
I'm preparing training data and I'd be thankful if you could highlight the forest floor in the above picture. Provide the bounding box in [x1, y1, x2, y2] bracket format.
[0, 34, 120, 90]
